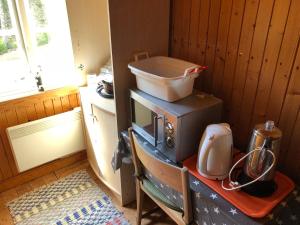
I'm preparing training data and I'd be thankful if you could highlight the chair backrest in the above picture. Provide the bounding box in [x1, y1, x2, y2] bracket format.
[129, 128, 192, 223]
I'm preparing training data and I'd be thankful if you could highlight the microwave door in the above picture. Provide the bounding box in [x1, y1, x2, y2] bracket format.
[131, 100, 157, 146]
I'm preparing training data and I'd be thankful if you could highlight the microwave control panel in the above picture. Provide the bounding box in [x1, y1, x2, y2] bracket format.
[164, 119, 176, 149]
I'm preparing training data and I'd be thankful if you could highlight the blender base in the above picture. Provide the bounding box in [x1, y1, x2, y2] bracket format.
[237, 172, 277, 197]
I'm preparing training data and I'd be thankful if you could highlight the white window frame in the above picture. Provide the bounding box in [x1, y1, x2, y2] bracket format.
[0, 0, 77, 101]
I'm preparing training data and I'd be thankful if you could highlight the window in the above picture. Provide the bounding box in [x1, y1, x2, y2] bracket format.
[0, 0, 77, 99]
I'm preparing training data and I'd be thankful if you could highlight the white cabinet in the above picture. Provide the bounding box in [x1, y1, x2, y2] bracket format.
[80, 88, 121, 196]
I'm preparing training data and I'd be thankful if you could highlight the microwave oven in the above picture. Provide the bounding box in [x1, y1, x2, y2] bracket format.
[130, 89, 223, 162]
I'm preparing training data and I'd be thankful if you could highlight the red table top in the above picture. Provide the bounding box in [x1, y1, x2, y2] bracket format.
[183, 155, 295, 218]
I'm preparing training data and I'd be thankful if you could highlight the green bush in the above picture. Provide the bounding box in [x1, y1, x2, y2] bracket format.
[36, 32, 49, 46]
[0, 37, 8, 55]
[6, 36, 17, 50]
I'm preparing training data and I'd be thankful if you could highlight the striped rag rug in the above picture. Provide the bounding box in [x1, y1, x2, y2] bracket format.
[7, 170, 130, 225]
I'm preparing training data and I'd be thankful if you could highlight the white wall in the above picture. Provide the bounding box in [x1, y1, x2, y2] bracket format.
[66, 0, 111, 83]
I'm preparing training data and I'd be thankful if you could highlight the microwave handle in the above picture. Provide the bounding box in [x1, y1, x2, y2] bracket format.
[154, 115, 162, 147]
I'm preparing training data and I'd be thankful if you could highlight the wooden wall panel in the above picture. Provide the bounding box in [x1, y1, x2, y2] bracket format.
[170, 0, 300, 183]
[194, 0, 210, 65]
[220, 0, 246, 104]
[61, 96, 72, 112]
[0, 86, 80, 182]
[251, 0, 291, 127]
[211, 0, 233, 94]
[44, 99, 55, 116]
[278, 43, 300, 181]
[187, 0, 201, 62]
[179, 0, 192, 59]
[236, 0, 275, 145]
[171, 0, 185, 58]
[229, 0, 260, 127]
[203, 0, 221, 92]
[35, 102, 47, 119]
[266, 0, 300, 122]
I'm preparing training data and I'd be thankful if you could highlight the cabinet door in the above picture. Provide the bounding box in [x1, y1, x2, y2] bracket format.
[90, 104, 121, 194]
[80, 92, 102, 178]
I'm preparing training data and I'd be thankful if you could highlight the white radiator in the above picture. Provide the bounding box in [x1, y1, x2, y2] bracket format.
[6, 107, 86, 172]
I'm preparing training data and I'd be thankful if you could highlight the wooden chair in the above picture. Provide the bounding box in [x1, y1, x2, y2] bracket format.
[128, 128, 193, 225]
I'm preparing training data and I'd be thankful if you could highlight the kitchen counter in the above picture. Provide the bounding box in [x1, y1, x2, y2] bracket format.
[79, 86, 116, 115]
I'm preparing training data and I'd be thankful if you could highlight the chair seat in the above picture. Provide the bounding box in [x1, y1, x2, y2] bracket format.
[142, 178, 183, 213]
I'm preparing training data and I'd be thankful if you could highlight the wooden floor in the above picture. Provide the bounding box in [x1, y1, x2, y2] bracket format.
[0, 160, 175, 225]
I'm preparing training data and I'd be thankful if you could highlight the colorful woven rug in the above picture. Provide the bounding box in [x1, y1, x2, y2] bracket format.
[7, 170, 130, 225]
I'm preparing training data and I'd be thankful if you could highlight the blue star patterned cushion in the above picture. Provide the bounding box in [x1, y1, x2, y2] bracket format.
[142, 178, 183, 213]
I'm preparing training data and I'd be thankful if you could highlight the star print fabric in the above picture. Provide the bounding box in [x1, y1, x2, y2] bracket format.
[144, 170, 184, 209]
[146, 168, 300, 225]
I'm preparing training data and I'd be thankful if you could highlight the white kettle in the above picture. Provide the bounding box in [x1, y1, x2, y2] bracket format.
[197, 123, 233, 180]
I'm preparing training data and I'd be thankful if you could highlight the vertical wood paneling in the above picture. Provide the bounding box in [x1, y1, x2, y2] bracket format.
[76, 93, 81, 106]
[202, 0, 221, 92]
[0, 137, 8, 180]
[220, 0, 246, 107]
[53, 97, 63, 114]
[35, 102, 47, 119]
[26, 106, 38, 121]
[285, 110, 300, 178]
[229, 0, 260, 128]
[44, 99, 55, 116]
[279, 91, 300, 181]
[69, 94, 79, 108]
[179, 0, 192, 59]
[193, 0, 211, 90]
[5, 110, 19, 126]
[266, 0, 300, 122]
[211, 0, 233, 94]
[187, 0, 201, 63]
[195, 0, 210, 65]
[251, 0, 291, 127]
[0, 110, 15, 179]
[15, 108, 28, 124]
[0, 87, 80, 181]
[171, 0, 185, 58]
[237, 0, 275, 145]
[278, 43, 300, 168]
[279, 95, 300, 165]
[171, 0, 300, 183]
[61, 96, 71, 112]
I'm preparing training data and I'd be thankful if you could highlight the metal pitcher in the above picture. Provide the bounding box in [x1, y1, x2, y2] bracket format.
[243, 121, 282, 181]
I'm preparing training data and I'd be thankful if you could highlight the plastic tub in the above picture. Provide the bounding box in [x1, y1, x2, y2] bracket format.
[128, 54, 207, 102]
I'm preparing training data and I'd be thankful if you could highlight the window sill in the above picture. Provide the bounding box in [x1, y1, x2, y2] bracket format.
[0, 85, 80, 104]
[0, 89, 39, 103]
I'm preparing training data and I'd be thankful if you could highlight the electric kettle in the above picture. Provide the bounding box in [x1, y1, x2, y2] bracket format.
[221, 121, 282, 197]
[197, 123, 233, 180]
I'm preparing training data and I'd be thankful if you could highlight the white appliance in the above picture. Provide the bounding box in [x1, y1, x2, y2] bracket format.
[6, 108, 86, 172]
[197, 123, 233, 180]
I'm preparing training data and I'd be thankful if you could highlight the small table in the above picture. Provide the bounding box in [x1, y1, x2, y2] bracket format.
[121, 131, 300, 225]
[183, 155, 298, 225]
